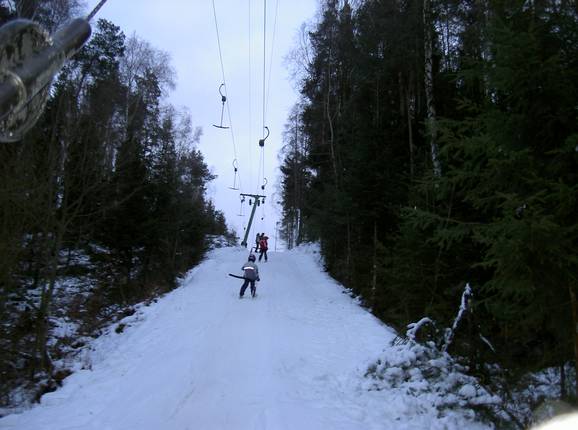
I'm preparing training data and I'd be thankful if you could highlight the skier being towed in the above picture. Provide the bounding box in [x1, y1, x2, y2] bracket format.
[239, 254, 260, 298]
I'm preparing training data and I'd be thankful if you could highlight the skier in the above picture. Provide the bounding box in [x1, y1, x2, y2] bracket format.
[239, 254, 260, 298]
[254, 232, 261, 253]
[258, 234, 269, 262]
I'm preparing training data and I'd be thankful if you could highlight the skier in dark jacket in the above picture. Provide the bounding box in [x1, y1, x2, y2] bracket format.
[240, 254, 260, 298]
[254, 233, 261, 253]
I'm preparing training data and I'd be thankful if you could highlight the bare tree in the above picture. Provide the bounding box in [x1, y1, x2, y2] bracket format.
[284, 22, 314, 89]
[119, 33, 176, 140]
[121, 33, 175, 97]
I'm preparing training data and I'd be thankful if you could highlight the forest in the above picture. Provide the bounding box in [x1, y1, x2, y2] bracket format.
[279, 0, 578, 406]
[0, 0, 577, 424]
[0, 1, 234, 406]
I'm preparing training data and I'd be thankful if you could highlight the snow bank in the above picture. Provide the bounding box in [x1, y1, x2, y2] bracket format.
[364, 339, 499, 428]
[534, 413, 578, 430]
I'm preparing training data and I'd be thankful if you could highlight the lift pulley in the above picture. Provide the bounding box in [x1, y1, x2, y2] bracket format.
[212, 83, 229, 129]
[237, 195, 246, 217]
[229, 159, 239, 190]
[258, 126, 269, 147]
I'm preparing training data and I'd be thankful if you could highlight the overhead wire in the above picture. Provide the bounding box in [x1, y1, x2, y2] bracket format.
[212, 0, 275, 236]
[257, 0, 267, 199]
[262, 0, 267, 136]
[212, 0, 243, 192]
[261, 0, 279, 230]
[248, 0, 253, 193]
[256, 0, 269, 233]
[264, 0, 279, 124]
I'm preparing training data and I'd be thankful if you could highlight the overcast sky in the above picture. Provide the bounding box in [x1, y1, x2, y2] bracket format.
[87, 0, 318, 247]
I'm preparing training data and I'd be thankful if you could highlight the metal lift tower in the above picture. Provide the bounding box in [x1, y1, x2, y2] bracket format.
[240, 193, 266, 248]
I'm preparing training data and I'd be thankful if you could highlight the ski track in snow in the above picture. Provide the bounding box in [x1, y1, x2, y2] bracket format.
[0, 247, 490, 430]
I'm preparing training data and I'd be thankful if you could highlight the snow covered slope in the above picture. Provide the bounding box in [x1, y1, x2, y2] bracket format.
[0, 246, 490, 430]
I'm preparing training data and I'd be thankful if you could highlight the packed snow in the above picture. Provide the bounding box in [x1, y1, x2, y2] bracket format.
[1, 245, 560, 430]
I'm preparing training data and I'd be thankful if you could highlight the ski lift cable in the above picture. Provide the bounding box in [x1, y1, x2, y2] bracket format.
[211, 0, 238, 161]
[256, 126, 268, 194]
[256, 0, 268, 197]
[248, 0, 253, 194]
[236, 157, 244, 192]
[257, 142, 266, 195]
[223, 90, 238, 159]
[223, 95, 244, 191]
[264, 0, 279, 124]
[262, 0, 267, 136]
[212, 0, 245, 195]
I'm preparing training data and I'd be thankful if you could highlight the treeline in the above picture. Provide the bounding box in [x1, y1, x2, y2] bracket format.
[280, 0, 578, 394]
[0, 1, 233, 404]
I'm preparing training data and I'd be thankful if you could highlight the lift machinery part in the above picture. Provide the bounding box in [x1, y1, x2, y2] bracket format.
[0, 18, 91, 142]
[229, 159, 239, 190]
[213, 83, 229, 129]
[258, 126, 269, 147]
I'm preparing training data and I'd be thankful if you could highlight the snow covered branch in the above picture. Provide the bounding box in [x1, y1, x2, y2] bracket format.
[406, 317, 435, 341]
[442, 283, 473, 352]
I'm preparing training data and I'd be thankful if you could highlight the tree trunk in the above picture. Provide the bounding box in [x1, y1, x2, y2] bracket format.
[293, 118, 301, 247]
[295, 208, 301, 247]
[569, 285, 578, 405]
[346, 216, 352, 284]
[423, 0, 442, 177]
[326, 82, 338, 185]
[560, 363, 566, 400]
[33, 225, 64, 377]
[371, 221, 377, 307]
[405, 74, 415, 180]
[325, 36, 339, 186]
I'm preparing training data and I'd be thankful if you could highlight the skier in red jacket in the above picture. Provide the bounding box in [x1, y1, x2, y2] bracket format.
[258, 234, 269, 262]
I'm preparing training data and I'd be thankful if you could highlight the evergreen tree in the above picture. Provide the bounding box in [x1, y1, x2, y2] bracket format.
[0, 13, 228, 403]
[281, 0, 578, 397]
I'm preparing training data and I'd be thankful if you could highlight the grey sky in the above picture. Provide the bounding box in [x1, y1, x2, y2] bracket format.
[87, 0, 318, 245]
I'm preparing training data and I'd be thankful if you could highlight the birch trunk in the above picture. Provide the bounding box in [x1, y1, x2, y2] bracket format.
[423, 0, 442, 177]
[326, 82, 338, 185]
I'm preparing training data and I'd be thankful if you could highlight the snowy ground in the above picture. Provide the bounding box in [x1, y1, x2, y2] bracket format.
[0, 246, 493, 430]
